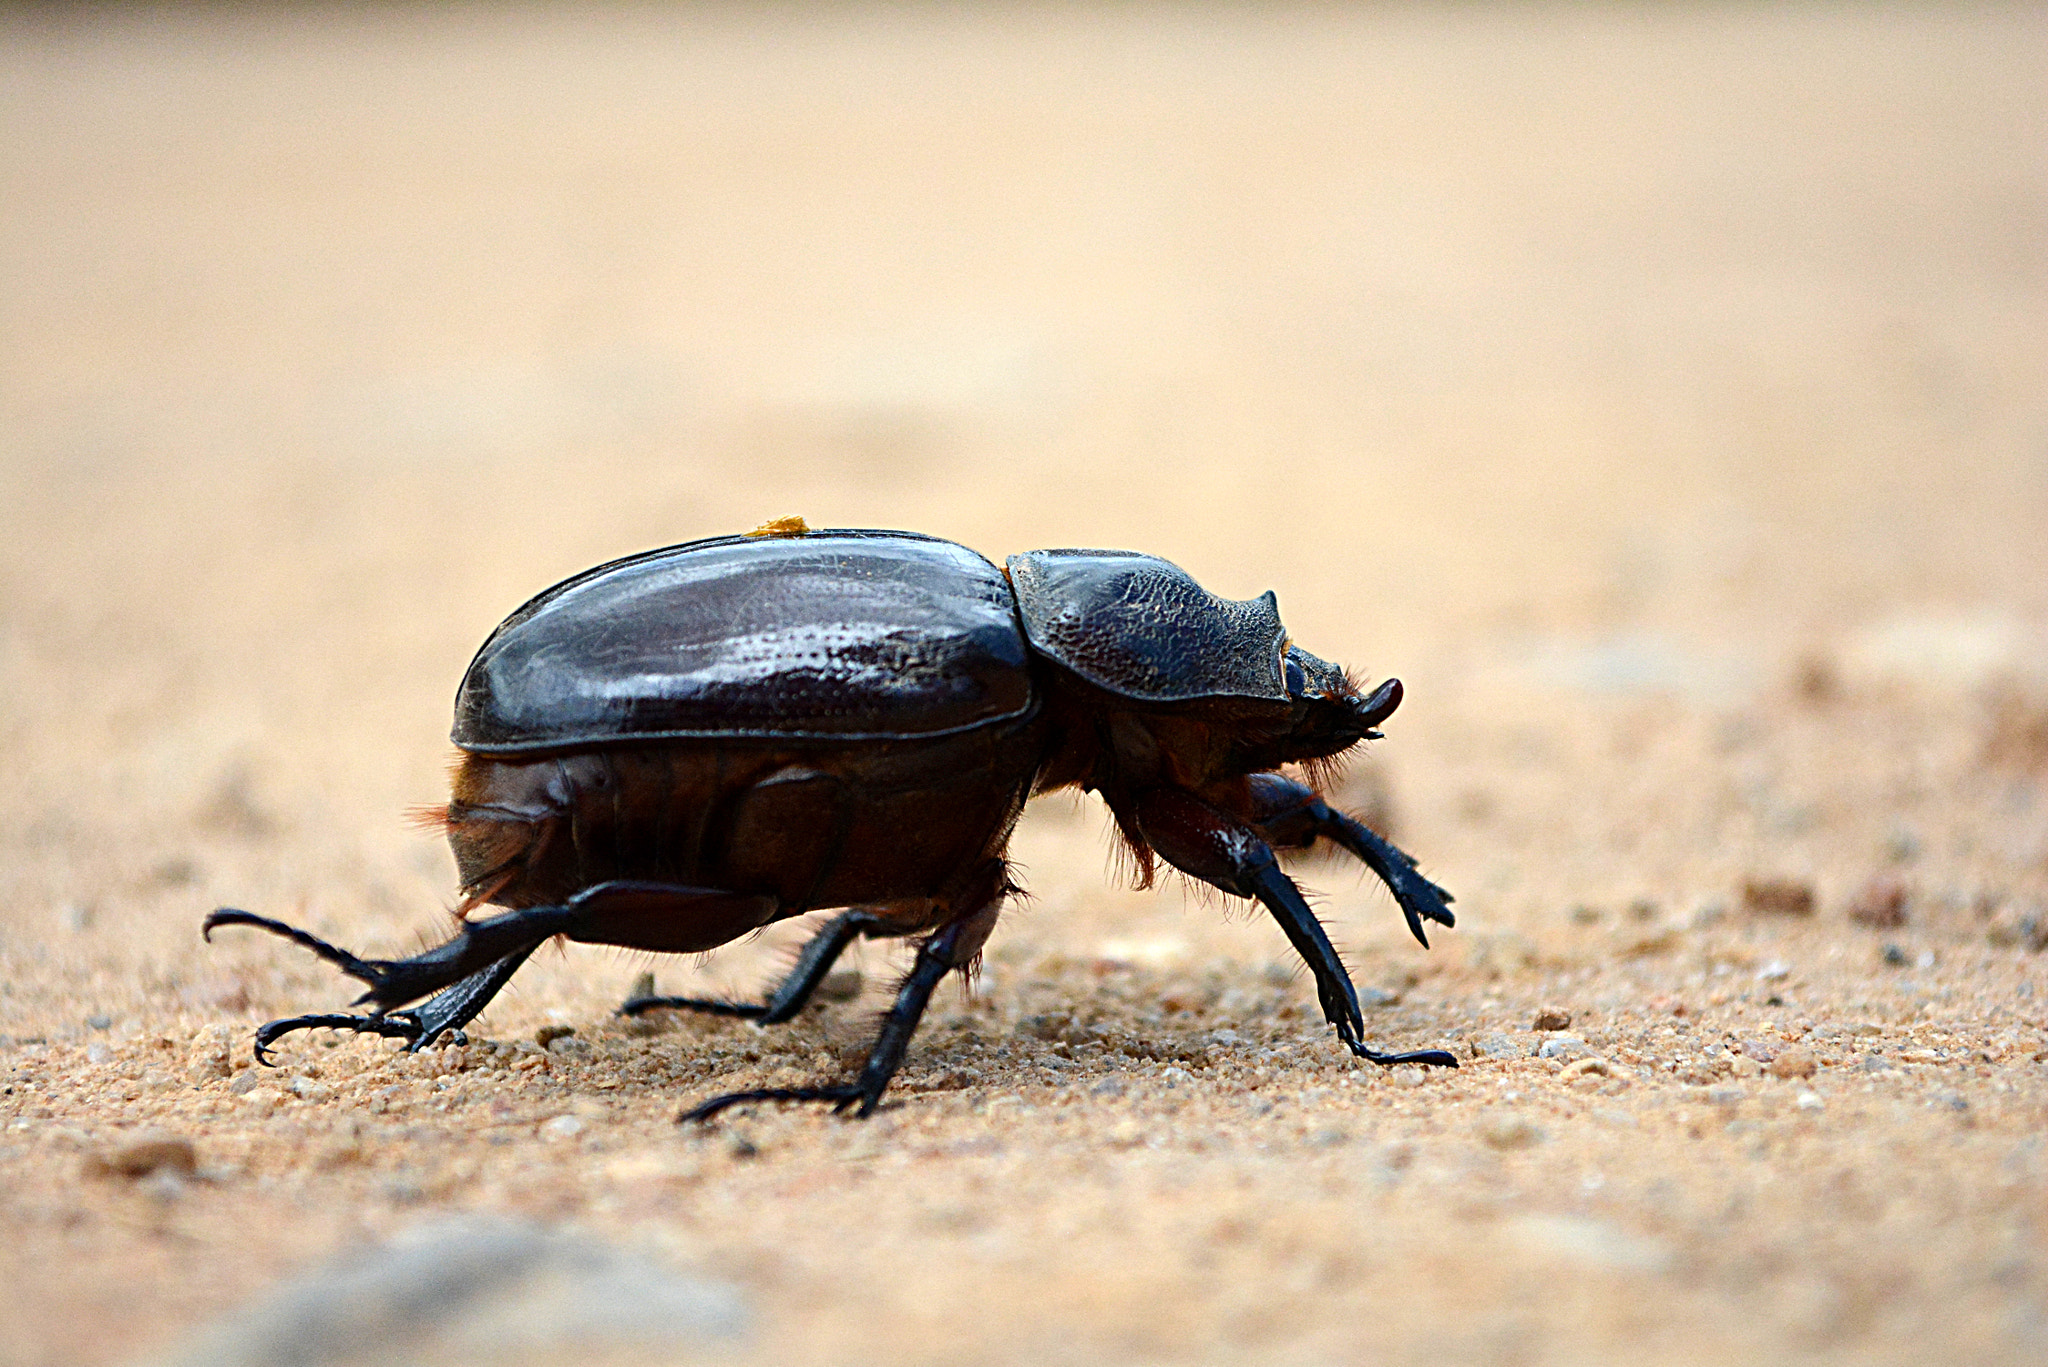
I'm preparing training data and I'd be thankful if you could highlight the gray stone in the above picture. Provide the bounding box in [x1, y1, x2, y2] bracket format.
[1474, 1034, 1523, 1060]
[1505, 1215, 1672, 1273]
[145, 1215, 748, 1366]
[1536, 1034, 1593, 1061]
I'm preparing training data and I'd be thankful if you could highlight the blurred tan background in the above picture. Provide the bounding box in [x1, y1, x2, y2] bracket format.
[3, 5, 2045, 1366]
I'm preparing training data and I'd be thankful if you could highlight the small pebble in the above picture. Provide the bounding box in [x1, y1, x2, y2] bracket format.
[1848, 877, 1909, 928]
[1756, 960, 1790, 981]
[1795, 1090, 1825, 1111]
[1536, 1035, 1593, 1062]
[539, 1115, 585, 1142]
[1561, 1057, 1610, 1080]
[1768, 1048, 1817, 1079]
[1986, 906, 2047, 952]
[89, 1130, 198, 1180]
[1480, 1113, 1544, 1150]
[1533, 1008, 1572, 1031]
[1743, 878, 1815, 917]
[534, 1025, 575, 1048]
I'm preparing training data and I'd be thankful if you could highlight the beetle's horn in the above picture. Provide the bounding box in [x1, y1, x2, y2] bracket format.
[1354, 677, 1402, 733]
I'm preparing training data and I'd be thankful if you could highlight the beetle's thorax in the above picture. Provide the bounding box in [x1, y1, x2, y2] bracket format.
[1033, 669, 1368, 805]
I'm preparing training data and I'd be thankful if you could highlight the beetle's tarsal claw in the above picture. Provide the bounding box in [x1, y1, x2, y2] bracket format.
[677, 1084, 867, 1125]
[250, 1011, 423, 1064]
[1351, 1041, 1460, 1069]
[617, 995, 767, 1021]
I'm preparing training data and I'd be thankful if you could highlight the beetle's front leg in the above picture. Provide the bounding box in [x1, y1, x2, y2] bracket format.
[1133, 788, 1456, 1069]
[1248, 772, 1455, 949]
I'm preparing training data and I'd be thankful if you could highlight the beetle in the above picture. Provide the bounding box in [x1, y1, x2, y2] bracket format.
[205, 524, 1457, 1121]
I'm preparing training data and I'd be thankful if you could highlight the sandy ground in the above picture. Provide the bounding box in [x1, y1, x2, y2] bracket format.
[3, 5, 2046, 1365]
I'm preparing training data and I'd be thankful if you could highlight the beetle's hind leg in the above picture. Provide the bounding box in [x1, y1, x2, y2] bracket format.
[204, 904, 577, 1012]
[248, 947, 537, 1062]
[1247, 772, 1456, 949]
[207, 881, 780, 1064]
[204, 904, 565, 1064]
[620, 909, 887, 1025]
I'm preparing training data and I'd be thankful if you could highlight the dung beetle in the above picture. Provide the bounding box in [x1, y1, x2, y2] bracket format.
[206, 524, 1456, 1120]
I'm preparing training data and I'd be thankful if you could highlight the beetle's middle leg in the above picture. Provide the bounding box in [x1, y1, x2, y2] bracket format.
[1247, 772, 1456, 949]
[618, 908, 889, 1024]
[678, 865, 1009, 1123]
[1132, 787, 1457, 1070]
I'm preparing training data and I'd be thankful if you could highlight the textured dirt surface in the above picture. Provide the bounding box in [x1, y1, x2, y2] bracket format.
[3, 6, 2046, 1365]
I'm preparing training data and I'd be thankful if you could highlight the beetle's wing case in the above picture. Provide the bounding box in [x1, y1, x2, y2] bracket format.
[454, 531, 1034, 752]
[1005, 549, 1289, 703]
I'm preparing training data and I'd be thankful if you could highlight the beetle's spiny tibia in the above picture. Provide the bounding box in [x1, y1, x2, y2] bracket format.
[202, 909, 388, 986]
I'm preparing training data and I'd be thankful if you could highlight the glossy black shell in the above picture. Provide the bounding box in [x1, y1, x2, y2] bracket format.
[1006, 549, 1289, 703]
[454, 531, 1035, 752]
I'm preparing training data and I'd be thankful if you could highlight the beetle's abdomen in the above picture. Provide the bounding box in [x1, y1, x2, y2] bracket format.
[445, 722, 1043, 923]
[455, 531, 1033, 752]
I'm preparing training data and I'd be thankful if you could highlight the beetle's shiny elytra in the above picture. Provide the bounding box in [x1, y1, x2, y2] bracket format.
[205, 528, 1457, 1121]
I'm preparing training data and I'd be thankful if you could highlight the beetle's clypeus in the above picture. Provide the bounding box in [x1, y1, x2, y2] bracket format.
[206, 526, 1457, 1120]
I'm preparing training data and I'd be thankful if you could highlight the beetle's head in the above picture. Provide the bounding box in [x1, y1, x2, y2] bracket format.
[1275, 642, 1402, 763]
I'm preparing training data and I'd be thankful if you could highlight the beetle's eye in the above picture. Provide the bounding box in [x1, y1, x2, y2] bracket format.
[1284, 657, 1309, 698]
